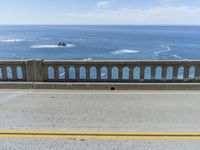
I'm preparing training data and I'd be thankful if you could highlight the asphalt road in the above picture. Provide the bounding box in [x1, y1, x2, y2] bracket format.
[0, 90, 200, 149]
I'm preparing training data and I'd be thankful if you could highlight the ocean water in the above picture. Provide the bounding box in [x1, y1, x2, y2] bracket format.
[0, 25, 200, 60]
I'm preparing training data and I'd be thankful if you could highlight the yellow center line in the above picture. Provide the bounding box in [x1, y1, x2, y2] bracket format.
[1, 130, 200, 140]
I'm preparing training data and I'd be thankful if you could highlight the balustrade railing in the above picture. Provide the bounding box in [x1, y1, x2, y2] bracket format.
[0, 61, 27, 81]
[0, 60, 200, 82]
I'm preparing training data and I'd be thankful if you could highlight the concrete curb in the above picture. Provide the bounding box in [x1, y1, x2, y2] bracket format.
[0, 82, 200, 90]
[0, 82, 34, 89]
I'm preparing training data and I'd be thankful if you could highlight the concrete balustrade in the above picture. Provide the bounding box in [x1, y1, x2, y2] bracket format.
[0, 60, 200, 82]
[0, 61, 27, 81]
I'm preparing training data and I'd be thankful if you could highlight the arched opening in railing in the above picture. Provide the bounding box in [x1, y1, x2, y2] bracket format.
[17, 66, 23, 80]
[155, 66, 162, 80]
[166, 66, 173, 80]
[79, 66, 86, 80]
[112, 66, 118, 80]
[177, 66, 184, 80]
[144, 66, 151, 80]
[58, 66, 65, 80]
[189, 66, 195, 80]
[122, 66, 129, 80]
[7, 66, 13, 80]
[101, 66, 108, 80]
[134, 66, 140, 80]
[69, 66, 76, 80]
[48, 66, 55, 80]
[90, 66, 97, 80]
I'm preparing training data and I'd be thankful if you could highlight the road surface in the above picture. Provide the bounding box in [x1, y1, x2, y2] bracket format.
[0, 90, 200, 149]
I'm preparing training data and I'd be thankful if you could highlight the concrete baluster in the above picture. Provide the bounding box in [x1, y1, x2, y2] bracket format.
[43, 65, 49, 81]
[129, 66, 134, 80]
[140, 66, 145, 81]
[162, 65, 167, 81]
[184, 66, 189, 81]
[54, 65, 59, 80]
[75, 66, 80, 80]
[65, 66, 69, 81]
[2, 65, 7, 81]
[108, 66, 112, 80]
[172, 65, 178, 80]
[151, 65, 156, 80]
[118, 66, 123, 81]
[97, 66, 101, 80]
[86, 66, 90, 81]
[12, 65, 17, 81]
[195, 65, 200, 80]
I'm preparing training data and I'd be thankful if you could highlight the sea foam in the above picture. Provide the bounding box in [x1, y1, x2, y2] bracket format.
[83, 58, 93, 61]
[1, 39, 25, 42]
[111, 49, 139, 55]
[154, 44, 172, 57]
[31, 44, 75, 49]
[171, 55, 183, 60]
[40, 38, 51, 40]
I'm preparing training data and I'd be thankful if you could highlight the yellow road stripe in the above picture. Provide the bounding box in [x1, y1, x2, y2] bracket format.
[1, 130, 200, 140]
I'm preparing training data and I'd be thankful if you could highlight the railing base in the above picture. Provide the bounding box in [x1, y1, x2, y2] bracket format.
[1, 82, 200, 90]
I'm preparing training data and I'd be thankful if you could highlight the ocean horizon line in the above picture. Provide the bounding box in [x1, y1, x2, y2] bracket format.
[0, 24, 200, 27]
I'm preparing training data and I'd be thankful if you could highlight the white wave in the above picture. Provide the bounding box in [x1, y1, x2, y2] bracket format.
[66, 44, 75, 48]
[154, 51, 162, 57]
[171, 55, 183, 59]
[83, 58, 93, 61]
[31, 45, 62, 48]
[160, 44, 171, 51]
[59, 72, 65, 77]
[154, 44, 172, 57]
[40, 38, 51, 40]
[111, 49, 140, 55]
[31, 44, 75, 49]
[101, 73, 106, 77]
[1, 39, 25, 42]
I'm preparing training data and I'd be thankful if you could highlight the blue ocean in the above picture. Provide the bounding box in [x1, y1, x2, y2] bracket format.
[0, 25, 200, 60]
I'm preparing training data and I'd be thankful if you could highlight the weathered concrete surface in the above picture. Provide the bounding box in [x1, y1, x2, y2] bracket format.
[1, 90, 200, 149]
[2, 82, 200, 90]
[1, 90, 200, 131]
[1, 139, 200, 150]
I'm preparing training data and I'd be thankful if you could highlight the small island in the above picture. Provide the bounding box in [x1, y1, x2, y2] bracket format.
[57, 42, 66, 47]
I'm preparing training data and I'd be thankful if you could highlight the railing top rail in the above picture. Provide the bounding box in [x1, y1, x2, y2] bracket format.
[43, 60, 200, 62]
[0, 59, 200, 62]
[0, 60, 27, 62]
[0, 60, 27, 65]
[0, 59, 200, 66]
[42, 60, 200, 65]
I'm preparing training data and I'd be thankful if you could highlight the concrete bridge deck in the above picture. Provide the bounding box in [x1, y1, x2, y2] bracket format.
[1, 90, 200, 149]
